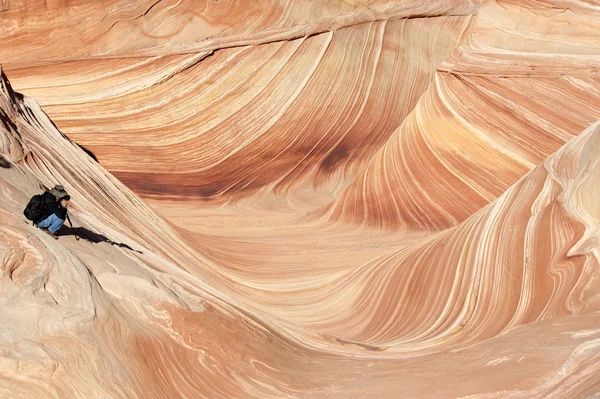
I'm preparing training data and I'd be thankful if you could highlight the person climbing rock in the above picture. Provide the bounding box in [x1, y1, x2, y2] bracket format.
[36, 185, 70, 239]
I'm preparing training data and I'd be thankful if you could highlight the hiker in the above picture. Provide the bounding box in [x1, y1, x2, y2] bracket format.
[35, 185, 70, 239]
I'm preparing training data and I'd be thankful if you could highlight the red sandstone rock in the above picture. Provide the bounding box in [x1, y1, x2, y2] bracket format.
[1, 0, 600, 397]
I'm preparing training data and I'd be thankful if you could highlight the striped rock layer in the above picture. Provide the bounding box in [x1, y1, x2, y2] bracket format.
[2, 0, 600, 397]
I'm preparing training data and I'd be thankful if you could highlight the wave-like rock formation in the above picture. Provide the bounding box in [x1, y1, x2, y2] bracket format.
[325, 0, 600, 230]
[2, 0, 600, 397]
[0, 0, 482, 65]
[4, 14, 476, 208]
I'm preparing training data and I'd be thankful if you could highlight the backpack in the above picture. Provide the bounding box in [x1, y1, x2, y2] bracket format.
[23, 194, 45, 222]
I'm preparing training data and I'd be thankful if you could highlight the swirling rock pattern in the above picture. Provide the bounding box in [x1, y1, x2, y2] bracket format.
[5, 15, 476, 208]
[2, 0, 600, 397]
[325, 0, 600, 230]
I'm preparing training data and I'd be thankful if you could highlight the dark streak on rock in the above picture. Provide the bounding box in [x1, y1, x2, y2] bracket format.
[334, 337, 387, 351]
[76, 143, 99, 162]
[320, 144, 350, 172]
[0, 154, 11, 168]
[135, 0, 164, 21]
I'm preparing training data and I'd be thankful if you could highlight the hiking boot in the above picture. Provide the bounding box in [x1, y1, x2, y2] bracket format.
[41, 229, 58, 240]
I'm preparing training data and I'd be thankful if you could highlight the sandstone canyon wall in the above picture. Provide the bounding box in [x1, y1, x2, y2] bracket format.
[2, 0, 600, 397]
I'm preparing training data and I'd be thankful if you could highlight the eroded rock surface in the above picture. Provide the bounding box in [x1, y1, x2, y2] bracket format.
[2, 0, 600, 397]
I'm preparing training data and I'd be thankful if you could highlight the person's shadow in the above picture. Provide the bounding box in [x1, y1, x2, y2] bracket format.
[58, 226, 143, 254]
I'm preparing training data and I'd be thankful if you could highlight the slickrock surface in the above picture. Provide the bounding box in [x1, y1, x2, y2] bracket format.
[2, 0, 600, 397]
